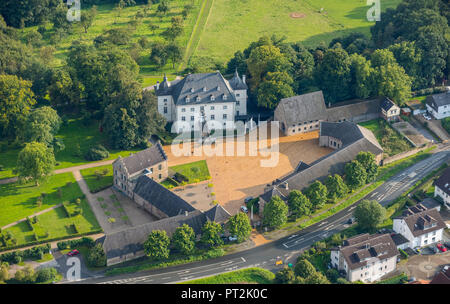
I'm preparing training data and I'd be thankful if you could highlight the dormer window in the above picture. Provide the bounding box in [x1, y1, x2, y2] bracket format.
[217, 86, 220, 91]
[210, 95, 215, 101]
[186, 97, 190, 103]
[190, 88, 194, 93]
[203, 87, 207, 92]
[223, 94, 227, 100]
[196, 96, 201, 102]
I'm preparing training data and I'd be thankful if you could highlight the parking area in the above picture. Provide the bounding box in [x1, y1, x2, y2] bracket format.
[392, 121, 430, 147]
[398, 250, 450, 281]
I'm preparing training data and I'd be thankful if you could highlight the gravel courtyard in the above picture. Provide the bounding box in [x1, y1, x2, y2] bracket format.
[164, 129, 333, 215]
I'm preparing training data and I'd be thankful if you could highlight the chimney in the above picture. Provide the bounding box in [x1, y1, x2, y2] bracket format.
[242, 75, 246, 84]
[156, 81, 160, 90]
[185, 211, 188, 217]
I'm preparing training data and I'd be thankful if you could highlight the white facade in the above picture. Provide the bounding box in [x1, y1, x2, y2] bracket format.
[426, 103, 450, 120]
[435, 186, 450, 209]
[393, 218, 444, 248]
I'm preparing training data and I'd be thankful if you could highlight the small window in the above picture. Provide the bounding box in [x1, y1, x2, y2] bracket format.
[223, 105, 228, 110]
[211, 115, 215, 120]
[223, 114, 227, 119]
[163, 107, 168, 114]
[211, 106, 215, 110]
[181, 116, 186, 121]
[181, 108, 186, 112]
[191, 116, 195, 121]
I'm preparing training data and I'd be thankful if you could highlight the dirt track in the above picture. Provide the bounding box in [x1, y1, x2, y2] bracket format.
[163, 130, 332, 214]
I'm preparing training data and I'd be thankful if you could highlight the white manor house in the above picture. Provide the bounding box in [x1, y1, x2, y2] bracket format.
[155, 71, 248, 133]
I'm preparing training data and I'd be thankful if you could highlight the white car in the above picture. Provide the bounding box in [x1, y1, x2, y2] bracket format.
[423, 113, 432, 121]
[240, 206, 248, 213]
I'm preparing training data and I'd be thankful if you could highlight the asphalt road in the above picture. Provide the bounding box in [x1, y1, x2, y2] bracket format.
[72, 145, 450, 284]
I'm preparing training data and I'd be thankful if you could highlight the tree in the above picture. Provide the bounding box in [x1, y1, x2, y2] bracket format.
[304, 181, 328, 210]
[371, 49, 412, 105]
[388, 41, 422, 89]
[315, 48, 352, 103]
[200, 221, 223, 248]
[150, 41, 169, 67]
[275, 267, 295, 284]
[349, 53, 375, 99]
[356, 152, 379, 183]
[227, 212, 252, 243]
[39, 46, 56, 65]
[263, 196, 288, 229]
[0, 74, 36, 139]
[22, 106, 62, 147]
[144, 230, 170, 260]
[354, 200, 386, 232]
[35, 267, 58, 283]
[171, 224, 195, 255]
[165, 43, 183, 69]
[162, 16, 184, 41]
[303, 271, 330, 284]
[15, 142, 55, 186]
[87, 243, 107, 267]
[256, 71, 294, 110]
[14, 264, 35, 283]
[294, 259, 316, 278]
[0, 262, 9, 283]
[324, 174, 348, 202]
[344, 160, 367, 190]
[80, 6, 97, 33]
[48, 69, 83, 110]
[148, 22, 160, 35]
[287, 190, 312, 220]
[157, 0, 170, 17]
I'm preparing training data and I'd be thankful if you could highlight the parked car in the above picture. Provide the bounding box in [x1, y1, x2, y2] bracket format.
[240, 206, 248, 213]
[228, 235, 238, 242]
[244, 196, 254, 204]
[444, 242, 450, 250]
[347, 218, 355, 224]
[67, 249, 80, 256]
[437, 243, 447, 252]
[414, 247, 421, 254]
[423, 113, 432, 120]
[431, 246, 439, 254]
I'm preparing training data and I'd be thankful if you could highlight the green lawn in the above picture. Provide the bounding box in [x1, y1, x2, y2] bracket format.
[0, 173, 83, 227]
[359, 119, 412, 156]
[0, 117, 142, 180]
[21, 1, 202, 77]
[169, 160, 211, 184]
[80, 165, 113, 193]
[182, 268, 275, 284]
[3, 198, 101, 248]
[195, 0, 401, 62]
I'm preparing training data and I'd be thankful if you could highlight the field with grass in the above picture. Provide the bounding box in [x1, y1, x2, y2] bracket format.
[0, 117, 142, 179]
[195, 0, 402, 62]
[182, 267, 275, 284]
[80, 165, 114, 193]
[359, 119, 412, 156]
[3, 198, 101, 248]
[0, 173, 83, 228]
[22, 0, 203, 79]
[169, 160, 211, 183]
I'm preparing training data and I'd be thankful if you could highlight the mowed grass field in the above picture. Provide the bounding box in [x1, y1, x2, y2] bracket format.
[80, 165, 114, 193]
[0, 117, 141, 179]
[195, 0, 402, 62]
[22, 0, 202, 79]
[170, 160, 211, 183]
[182, 267, 275, 284]
[0, 173, 83, 227]
[4, 198, 101, 247]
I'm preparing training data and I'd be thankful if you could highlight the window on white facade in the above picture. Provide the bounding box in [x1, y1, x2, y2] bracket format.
[163, 107, 167, 114]
[191, 116, 194, 121]
[223, 114, 227, 119]
[211, 106, 215, 110]
[190, 108, 195, 112]
[211, 115, 215, 120]
[223, 105, 228, 110]
[181, 108, 186, 112]
[181, 116, 186, 121]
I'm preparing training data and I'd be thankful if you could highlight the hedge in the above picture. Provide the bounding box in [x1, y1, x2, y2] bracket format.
[0, 244, 51, 265]
[56, 236, 96, 251]
[399, 248, 409, 259]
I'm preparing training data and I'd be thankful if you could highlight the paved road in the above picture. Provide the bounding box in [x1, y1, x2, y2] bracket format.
[70, 145, 450, 284]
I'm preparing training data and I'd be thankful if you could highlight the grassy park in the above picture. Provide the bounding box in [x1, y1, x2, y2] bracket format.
[170, 160, 211, 183]
[195, 0, 402, 62]
[80, 165, 114, 193]
[0, 173, 83, 228]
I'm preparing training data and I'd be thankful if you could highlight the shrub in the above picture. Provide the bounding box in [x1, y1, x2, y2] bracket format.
[87, 244, 107, 267]
[36, 267, 58, 283]
[84, 145, 110, 161]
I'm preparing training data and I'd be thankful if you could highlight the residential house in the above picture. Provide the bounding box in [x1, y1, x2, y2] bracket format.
[430, 266, 450, 284]
[330, 233, 399, 283]
[433, 166, 450, 209]
[155, 71, 248, 133]
[113, 141, 168, 198]
[380, 97, 400, 122]
[426, 92, 450, 119]
[393, 204, 446, 249]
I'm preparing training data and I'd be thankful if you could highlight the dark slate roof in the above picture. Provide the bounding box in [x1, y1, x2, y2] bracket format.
[116, 142, 167, 176]
[275, 91, 328, 127]
[339, 234, 399, 271]
[260, 186, 288, 203]
[430, 267, 450, 284]
[395, 207, 446, 238]
[420, 198, 441, 210]
[295, 161, 311, 173]
[102, 210, 208, 260]
[426, 92, 450, 111]
[204, 204, 231, 223]
[320, 121, 382, 148]
[391, 233, 409, 247]
[380, 97, 398, 112]
[228, 70, 248, 90]
[155, 72, 237, 106]
[434, 167, 450, 197]
[326, 97, 382, 122]
[278, 122, 382, 191]
[133, 175, 195, 217]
